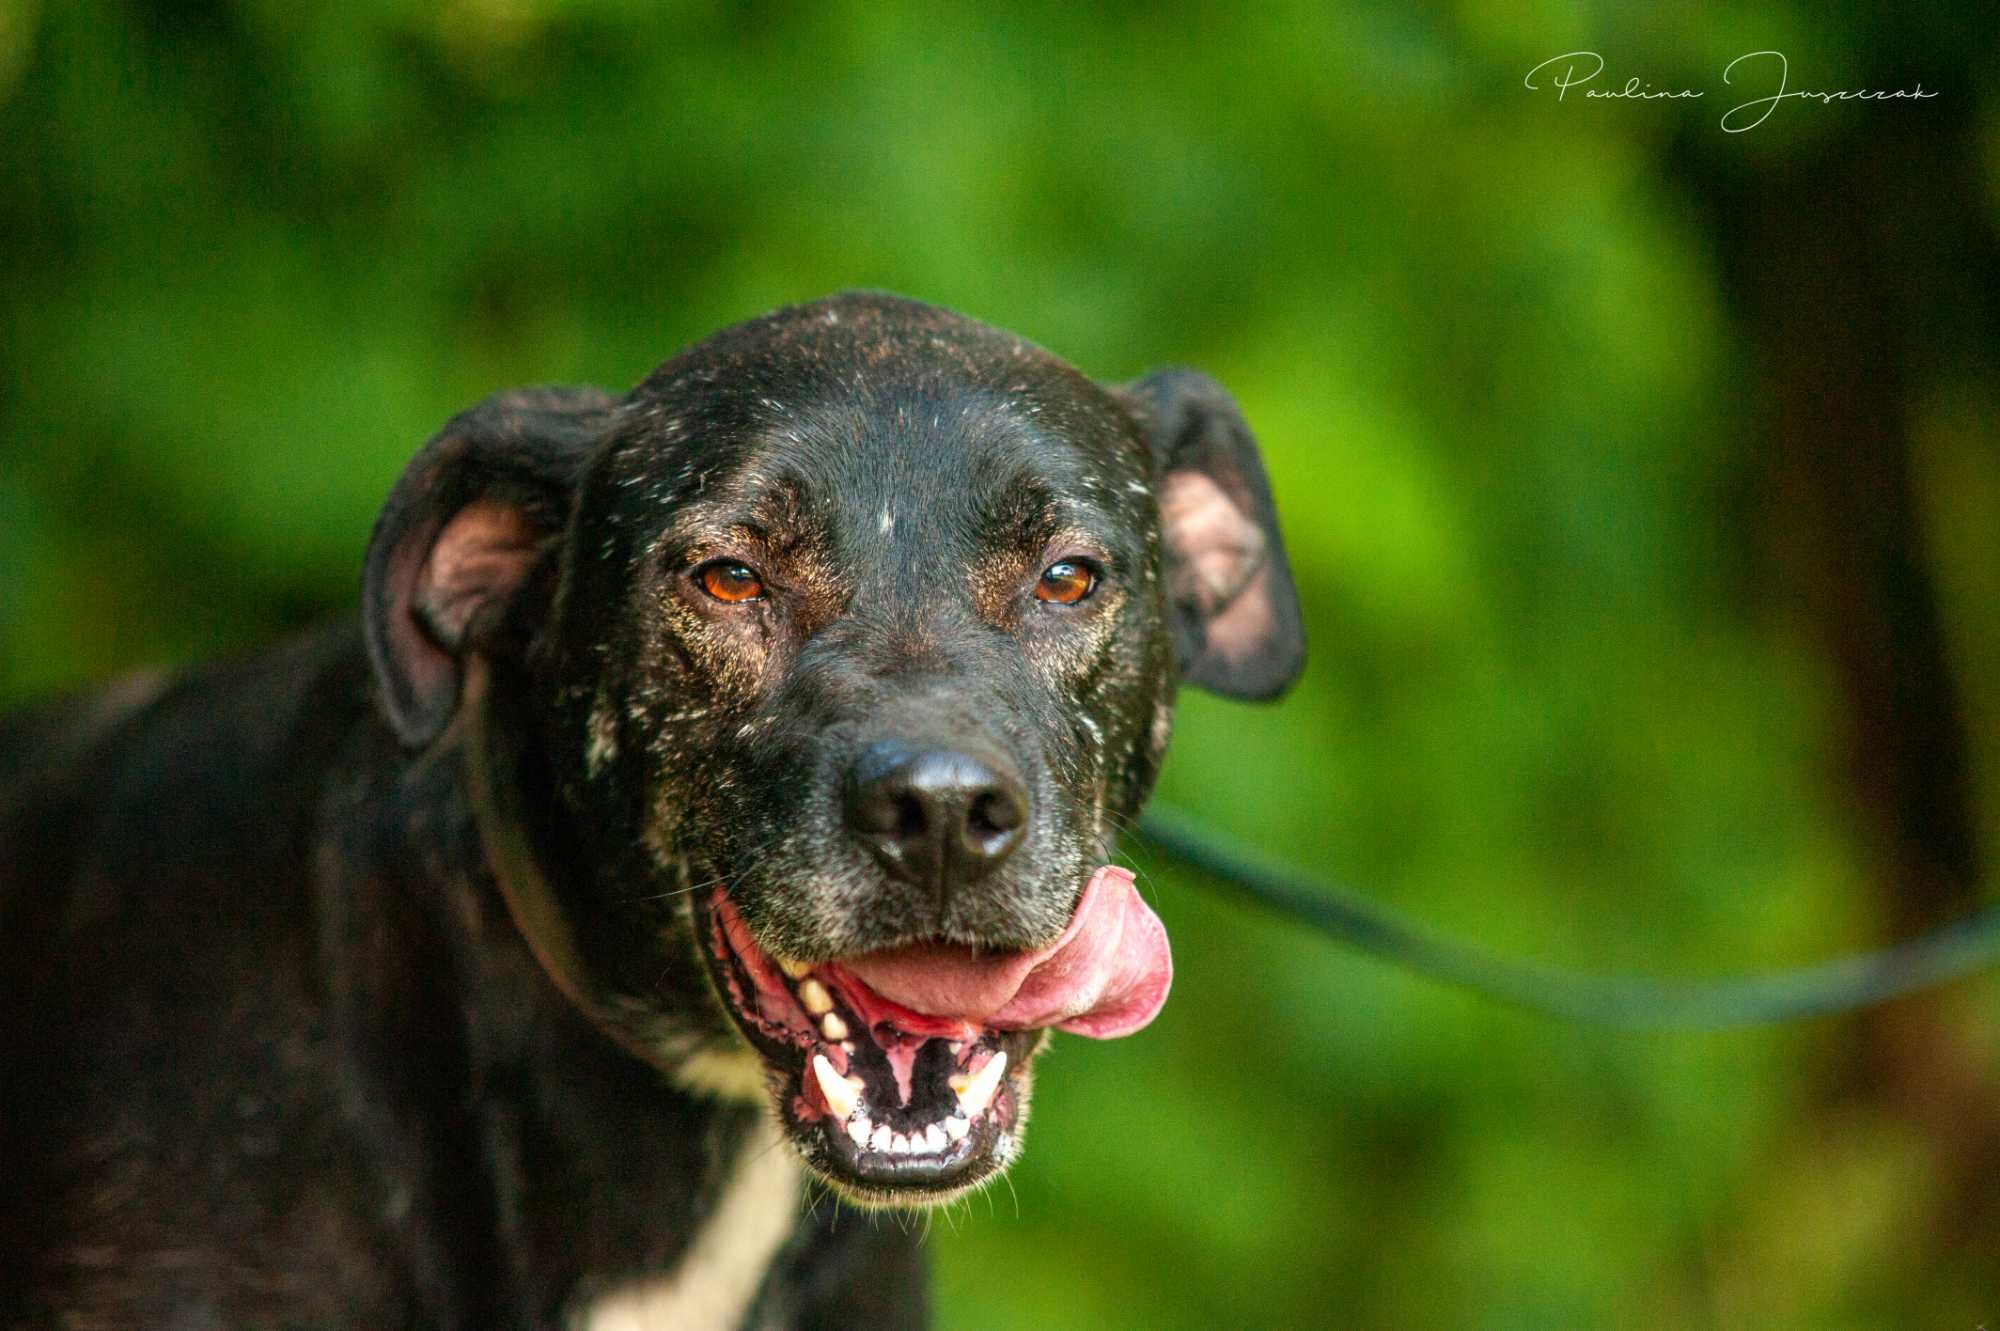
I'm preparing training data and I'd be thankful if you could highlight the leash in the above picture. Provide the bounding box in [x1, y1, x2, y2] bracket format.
[1138, 802, 2000, 1029]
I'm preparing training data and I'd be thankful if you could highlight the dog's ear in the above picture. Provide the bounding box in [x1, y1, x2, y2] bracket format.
[1118, 369, 1305, 700]
[363, 386, 616, 748]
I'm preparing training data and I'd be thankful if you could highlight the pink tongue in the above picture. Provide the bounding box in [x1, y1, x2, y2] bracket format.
[832, 866, 1172, 1039]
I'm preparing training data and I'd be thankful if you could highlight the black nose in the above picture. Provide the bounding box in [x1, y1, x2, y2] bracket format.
[844, 741, 1028, 893]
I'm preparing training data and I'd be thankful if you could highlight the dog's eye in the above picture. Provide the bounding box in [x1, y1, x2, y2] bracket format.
[695, 561, 766, 604]
[1034, 560, 1098, 606]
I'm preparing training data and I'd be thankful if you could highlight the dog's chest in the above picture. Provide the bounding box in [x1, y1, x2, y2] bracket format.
[578, 1117, 801, 1331]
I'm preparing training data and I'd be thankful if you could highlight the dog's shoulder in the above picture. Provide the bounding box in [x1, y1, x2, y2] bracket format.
[2, 618, 368, 909]
[0, 620, 450, 1324]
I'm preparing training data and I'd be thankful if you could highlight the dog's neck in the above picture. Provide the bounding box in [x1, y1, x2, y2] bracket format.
[458, 658, 764, 1093]
[441, 659, 801, 1319]
[578, 1113, 800, 1331]
[460, 658, 598, 1016]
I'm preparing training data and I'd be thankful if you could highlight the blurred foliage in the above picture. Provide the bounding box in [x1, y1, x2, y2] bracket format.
[3, 2, 1998, 1327]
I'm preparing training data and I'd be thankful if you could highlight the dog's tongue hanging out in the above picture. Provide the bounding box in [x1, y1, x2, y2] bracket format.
[831, 865, 1172, 1039]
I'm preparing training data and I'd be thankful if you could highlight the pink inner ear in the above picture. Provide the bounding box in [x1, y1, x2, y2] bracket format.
[1203, 563, 1278, 665]
[1159, 470, 1266, 614]
[420, 499, 545, 646]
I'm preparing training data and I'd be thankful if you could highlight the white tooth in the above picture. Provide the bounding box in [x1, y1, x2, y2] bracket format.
[848, 1115, 872, 1147]
[870, 1124, 892, 1153]
[924, 1123, 947, 1152]
[891, 1132, 912, 1154]
[798, 978, 832, 1014]
[951, 1052, 1007, 1119]
[820, 1012, 849, 1041]
[944, 1115, 970, 1141]
[776, 955, 811, 980]
[812, 1054, 857, 1120]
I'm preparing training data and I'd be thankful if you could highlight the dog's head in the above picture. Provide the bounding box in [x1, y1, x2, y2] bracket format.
[361, 293, 1302, 1205]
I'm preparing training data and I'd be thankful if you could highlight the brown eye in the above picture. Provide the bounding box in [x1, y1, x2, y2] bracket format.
[696, 561, 765, 603]
[1034, 560, 1098, 605]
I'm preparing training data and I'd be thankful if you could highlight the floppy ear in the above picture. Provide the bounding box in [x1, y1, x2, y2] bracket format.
[1118, 368, 1305, 700]
[362, 386, 616, 748]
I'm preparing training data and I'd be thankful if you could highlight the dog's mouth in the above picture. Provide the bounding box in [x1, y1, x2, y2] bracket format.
[695, 866, 1171, 1204]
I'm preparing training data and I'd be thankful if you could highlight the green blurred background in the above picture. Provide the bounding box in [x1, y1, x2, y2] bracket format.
[3, 3, 1998, 1326]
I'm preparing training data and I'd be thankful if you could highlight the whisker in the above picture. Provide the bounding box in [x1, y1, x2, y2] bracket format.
[1100, 808, 1170, 902]
[615, 833, 790, 903]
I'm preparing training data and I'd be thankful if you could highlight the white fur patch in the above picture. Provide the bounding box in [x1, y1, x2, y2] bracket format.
[586, 697, 619, 776]
[582, 1117, 800, 1331]
[669, 1047, 770, 1103]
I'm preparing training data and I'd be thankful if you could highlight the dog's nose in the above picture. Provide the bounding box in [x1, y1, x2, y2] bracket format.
[844, 741, 1028, 892]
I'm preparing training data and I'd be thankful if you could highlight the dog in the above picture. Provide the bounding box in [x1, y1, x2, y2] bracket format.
[0, 292, 1303, 1329]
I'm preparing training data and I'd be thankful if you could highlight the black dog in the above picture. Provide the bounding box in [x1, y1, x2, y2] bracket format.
[0, 293, 1302, 1329]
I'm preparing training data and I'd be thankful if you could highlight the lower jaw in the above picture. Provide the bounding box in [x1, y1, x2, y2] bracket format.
[759, 1031, 1039, 1202]
[801, 1100, 1017, 1203]
[793, 1034, 1042, 1200]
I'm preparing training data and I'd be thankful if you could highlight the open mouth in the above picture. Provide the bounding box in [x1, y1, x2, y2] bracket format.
[694, 866, 1172, 1203]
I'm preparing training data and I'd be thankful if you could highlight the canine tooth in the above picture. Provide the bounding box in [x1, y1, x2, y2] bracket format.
[924, 1123, 947, 1152]
[870, 1124, 892, 1153]
[848, 1115, 872, 1147]
[812, 1054, 858, 1120]
[777, 956, 811, 980]
[951, 1052, 1007, 1119]
[944, 1115, 970, 1141]
[798, 978, 832, 1014]
[820, 1011, 849, 1041]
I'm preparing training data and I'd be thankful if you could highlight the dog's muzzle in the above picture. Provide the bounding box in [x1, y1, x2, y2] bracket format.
[697, 864, 1172, 1201]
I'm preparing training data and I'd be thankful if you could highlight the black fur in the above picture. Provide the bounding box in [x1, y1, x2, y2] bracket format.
[0, 293, 1302, 1328]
